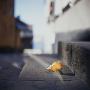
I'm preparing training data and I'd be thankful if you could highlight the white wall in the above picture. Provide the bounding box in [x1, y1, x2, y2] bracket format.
[50, 0, 90, 33]
[50, 0, 90, 54]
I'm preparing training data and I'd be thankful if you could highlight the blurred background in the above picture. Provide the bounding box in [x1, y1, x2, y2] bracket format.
[0, 0, 90, 90]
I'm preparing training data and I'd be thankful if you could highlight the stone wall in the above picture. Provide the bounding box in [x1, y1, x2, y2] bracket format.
[58, 42, 90, 86]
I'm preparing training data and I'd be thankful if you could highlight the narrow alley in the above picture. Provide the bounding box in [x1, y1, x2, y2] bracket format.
[0, 0, 90, 90]
[0, 54, 89, 90]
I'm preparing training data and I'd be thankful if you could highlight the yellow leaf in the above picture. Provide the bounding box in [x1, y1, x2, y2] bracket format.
[47, 60, 64, 72]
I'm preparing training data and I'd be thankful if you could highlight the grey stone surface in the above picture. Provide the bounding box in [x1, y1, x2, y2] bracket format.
[0, 54, 89, 90]
[60, 42, 90, 86]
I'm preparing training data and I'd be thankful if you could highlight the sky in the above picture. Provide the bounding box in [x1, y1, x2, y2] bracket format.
[15, 0, 55, 53]
[15, 0, 45, 34]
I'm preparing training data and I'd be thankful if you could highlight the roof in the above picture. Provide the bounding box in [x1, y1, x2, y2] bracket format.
[15, 18, 32, 32]
[15, 18, 33, 37]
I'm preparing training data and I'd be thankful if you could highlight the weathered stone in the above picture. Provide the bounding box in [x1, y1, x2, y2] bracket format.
[58, 42, 90, 86]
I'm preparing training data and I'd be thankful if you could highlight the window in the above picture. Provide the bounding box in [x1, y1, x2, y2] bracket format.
[49, 1, 55, 15]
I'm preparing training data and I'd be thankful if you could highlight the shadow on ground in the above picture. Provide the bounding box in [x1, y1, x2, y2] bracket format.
[0, 53, 25, 90]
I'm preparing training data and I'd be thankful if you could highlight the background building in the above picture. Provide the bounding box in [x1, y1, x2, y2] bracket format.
[16, 17, 33, 52]
[0, 0, 15, 52]
[0, 0, 33, 53]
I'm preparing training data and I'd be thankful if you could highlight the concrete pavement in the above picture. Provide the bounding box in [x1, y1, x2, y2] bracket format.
[14, 54, 90, 90]
[0, 54, 90, 90]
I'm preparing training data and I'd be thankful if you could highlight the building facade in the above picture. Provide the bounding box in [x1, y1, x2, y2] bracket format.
[45, 0, 90, 53]
[16, 18, 33, 51]
[0, 0, 15, 49]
